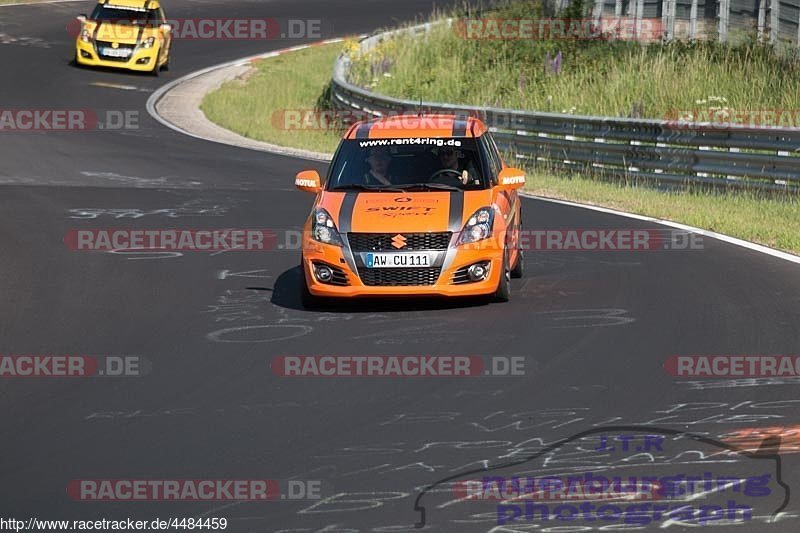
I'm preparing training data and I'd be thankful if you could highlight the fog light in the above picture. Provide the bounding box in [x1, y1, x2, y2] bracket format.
[136, 57, 151, 65]
[314, 264, 333, 283]
[80, 50, 92, 59]
[467, 262, 489, 281]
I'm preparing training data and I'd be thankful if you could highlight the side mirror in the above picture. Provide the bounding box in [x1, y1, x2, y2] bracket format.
[159, 23, 172, 33]
[295, 170, 322, 193]
[76, 15, 87, 23]
[497, 167, 525, 190]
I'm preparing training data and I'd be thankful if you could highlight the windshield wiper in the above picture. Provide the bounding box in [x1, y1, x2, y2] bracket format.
[397, 183, 462, 191]
[330, 184, 405, 192]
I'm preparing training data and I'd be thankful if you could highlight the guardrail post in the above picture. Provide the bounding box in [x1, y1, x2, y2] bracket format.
[593, 0, 605, 24]
[770, 0, 780, 45]
[797, 6, 800, 49]
[663, 0, 676, 41]
[635, 0, 645, 39]
[797, 6, 800, 48]
[718, 0, 730, 43]
[757, 0, 767, 41]
[689, 0, 698, 39]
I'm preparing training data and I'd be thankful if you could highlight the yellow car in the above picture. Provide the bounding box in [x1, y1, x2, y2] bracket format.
[74, 0, 172, 75]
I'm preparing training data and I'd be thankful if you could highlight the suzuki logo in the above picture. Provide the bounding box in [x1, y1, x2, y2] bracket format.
[112, 42, 119, 49]
[394, 197, 412, 202]
[391, 234, 407, 249]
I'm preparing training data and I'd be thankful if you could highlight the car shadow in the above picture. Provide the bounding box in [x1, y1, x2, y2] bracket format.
[268, 266, 491, 313]
[70, 58, 162, 77]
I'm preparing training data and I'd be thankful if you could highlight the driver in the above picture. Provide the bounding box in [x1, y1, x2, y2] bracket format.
[363, 146, 394, 186]
[435, 147, 478, 185]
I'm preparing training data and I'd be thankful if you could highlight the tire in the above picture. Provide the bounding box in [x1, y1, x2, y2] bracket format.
[493, 249, 511, 303]
[299, 257, 329, 310]
[300, 265, 318, 309]
[161, 47, 170, 71]
[150, 53, 160, 77]
[510, 217, 524, 279]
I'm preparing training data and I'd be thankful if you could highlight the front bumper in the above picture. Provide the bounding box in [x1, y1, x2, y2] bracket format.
[75, 40, 160, 72]
[302, 237, 504, 298]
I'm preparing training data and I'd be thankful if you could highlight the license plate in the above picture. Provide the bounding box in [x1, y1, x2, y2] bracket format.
[101, 47, 131, 58]
[365, 252, 430, 268]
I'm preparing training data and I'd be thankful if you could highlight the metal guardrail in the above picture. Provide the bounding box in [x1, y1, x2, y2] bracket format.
[331, 22, 800, 191]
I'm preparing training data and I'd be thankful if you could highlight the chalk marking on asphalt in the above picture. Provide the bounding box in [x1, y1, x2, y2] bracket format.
[0, 0, 84, 7]
[89, 81, 144, 92]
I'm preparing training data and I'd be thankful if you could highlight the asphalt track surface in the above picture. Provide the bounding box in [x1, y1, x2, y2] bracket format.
[1, 1, 800, 531]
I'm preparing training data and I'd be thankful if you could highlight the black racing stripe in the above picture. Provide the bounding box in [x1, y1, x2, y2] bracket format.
[135, 0, 152, 47]
[338, 192, 358, 233]
[451, 114, 468, 137]
[135, 25, 146, 47]
[448, 191, 464, 232]
[355, 122, 374, 139]
[92, 20, 103, 42]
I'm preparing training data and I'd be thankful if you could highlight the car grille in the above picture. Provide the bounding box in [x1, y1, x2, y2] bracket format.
[96, 41, 136, 61]
[348, 232, 451, 251]
[357, 267, 441, 286]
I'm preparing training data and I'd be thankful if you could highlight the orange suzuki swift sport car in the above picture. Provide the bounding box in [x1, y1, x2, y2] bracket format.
[294, 114, 526, 307]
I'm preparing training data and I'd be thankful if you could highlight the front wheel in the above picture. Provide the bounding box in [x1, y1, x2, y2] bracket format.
[510, 249, 524, 278]
[493, 250, 511, 302]
[300, 265, 318, 309]
[510, 212, 524, 278]
[161, 47, 170, 71]
[150, 53, 160, 76]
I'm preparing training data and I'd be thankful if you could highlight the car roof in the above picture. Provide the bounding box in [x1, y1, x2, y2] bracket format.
[343, 113, 488, 140]
[97, 0, 161, 9]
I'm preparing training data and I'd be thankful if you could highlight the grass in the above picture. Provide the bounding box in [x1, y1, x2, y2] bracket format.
[201, 22, 800, 256]
[201, 42, 345, 154]
[348, 2, 800, 119]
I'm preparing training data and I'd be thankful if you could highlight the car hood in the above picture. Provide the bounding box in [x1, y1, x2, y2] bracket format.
[85, 21, 157, 44]
[319, 190, 494, 234]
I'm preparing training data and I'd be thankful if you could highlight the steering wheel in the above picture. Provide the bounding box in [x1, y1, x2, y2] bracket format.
[430, 168, 464, 185]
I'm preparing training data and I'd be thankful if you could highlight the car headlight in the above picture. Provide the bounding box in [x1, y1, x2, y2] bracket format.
[140, 36, 156, 49]
[458, 206, 495, 245]
[312, 208, 344, 247]
[80, 29, 92, 43]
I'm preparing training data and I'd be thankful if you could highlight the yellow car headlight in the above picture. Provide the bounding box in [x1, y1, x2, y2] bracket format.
[140, 36, 156, 49]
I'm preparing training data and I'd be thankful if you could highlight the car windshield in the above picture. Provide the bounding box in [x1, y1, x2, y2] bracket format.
[327, 137, 488, 191]
[90, 4, 161, 25]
